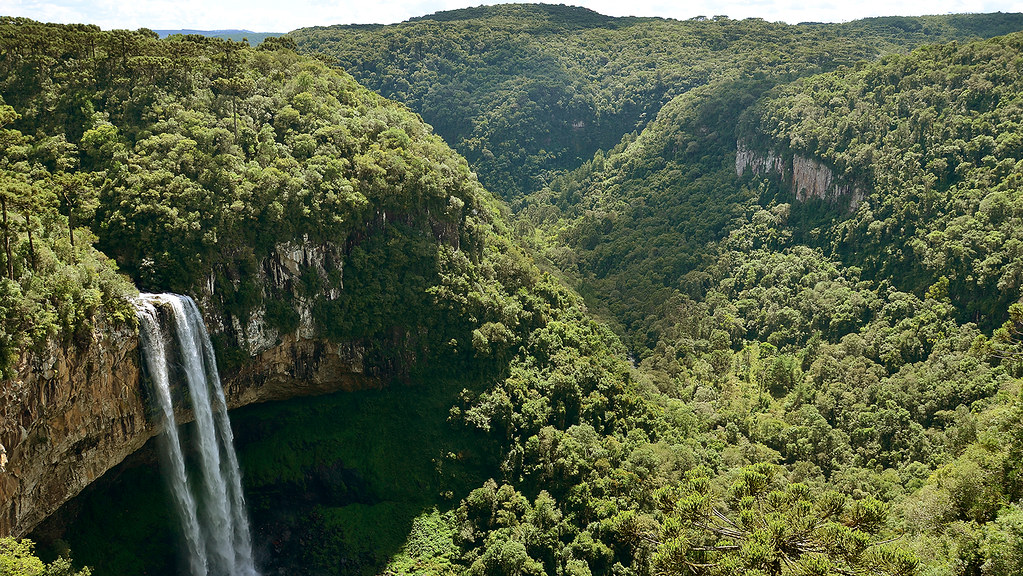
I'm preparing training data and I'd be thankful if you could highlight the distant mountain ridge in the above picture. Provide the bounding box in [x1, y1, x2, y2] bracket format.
[406, 3, 650, 27]
[153, 28, 284, 44]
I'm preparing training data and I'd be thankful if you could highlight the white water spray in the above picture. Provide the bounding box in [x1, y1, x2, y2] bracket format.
[136, 293, 258, 576]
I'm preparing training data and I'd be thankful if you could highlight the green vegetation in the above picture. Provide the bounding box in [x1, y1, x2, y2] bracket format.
[740, 32, 1023, 325]
[506, 23, 1023, 576]
[0, 17, 492, 376]
[0, 538, 90, 576]
[652, 464, 918, 576]
[2, 16, 675, 576]
[0, 60, 136, 375]
[154, 30, 286, 45]
[290, 5, 1023, 199]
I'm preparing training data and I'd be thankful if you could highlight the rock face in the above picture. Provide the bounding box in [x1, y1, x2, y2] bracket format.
[736, 141, 865, 209]
[0, 239, 373, 538]
[225, 333, 371, 408]
[0, 320, 144, 539]
[203, 238, 346, 357]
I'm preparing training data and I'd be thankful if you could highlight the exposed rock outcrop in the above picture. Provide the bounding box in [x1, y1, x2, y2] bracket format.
[735, 144, 785, 178]
[736, 141, 865, 208]
[225, 333, 370, 407]
[0, 320, 144, 539]
[0, 239, 373, 538]
[202, 238, 346, 357]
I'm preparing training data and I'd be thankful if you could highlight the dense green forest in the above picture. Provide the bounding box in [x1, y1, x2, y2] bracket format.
[510, 24, 1023, 576]
[0, 15, 637, 575]
[5, 7, 1023, 576]
[290, 5, 1023, 199]
[740, 34, 1023, 323]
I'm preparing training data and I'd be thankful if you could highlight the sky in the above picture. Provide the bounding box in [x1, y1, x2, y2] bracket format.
[0, 0, 1021, 32]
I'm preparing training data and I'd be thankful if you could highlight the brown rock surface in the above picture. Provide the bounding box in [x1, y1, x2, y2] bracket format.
[0, 320, 145, 538]
[735, 140, 865, 209]
[0, 320, 372, 538]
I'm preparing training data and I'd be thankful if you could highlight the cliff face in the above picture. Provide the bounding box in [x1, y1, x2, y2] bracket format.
[201, 238, 346, 357]
[0, 320, 144, 539]
[736, 141, 866, 208]
[0, 239, 373, 538]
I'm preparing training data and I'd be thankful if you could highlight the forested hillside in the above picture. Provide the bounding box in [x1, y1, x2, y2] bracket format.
[511, 27, 1023, 576]
[517, 31, 1023, 363]
[740, 33, 1023, 325]
[290, 5, 1023, 199]
[0, 17, 874, 576]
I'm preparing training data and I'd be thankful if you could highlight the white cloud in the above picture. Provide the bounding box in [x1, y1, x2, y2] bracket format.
[0, 0, 1020, 31]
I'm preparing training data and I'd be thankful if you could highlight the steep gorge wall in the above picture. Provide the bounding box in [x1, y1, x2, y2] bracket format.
[0, 240, 374, 538]
[736, 141, 866, 208]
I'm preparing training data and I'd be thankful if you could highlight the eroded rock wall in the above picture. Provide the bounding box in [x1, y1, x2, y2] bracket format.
[0, 321, 144, 538]
[736, 141, 865, 208]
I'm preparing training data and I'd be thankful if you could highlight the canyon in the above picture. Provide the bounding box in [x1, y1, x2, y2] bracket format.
[1, 141, 869, 539]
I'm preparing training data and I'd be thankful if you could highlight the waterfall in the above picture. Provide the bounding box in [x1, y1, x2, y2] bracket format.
[136, 293, 259, 576]
[137, 298, 209, 576]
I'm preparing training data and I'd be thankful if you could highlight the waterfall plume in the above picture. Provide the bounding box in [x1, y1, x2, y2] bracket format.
[136, 293, 258, 576]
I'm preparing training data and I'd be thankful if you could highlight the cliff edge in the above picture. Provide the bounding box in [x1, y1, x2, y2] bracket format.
[0, 240, 374, 538]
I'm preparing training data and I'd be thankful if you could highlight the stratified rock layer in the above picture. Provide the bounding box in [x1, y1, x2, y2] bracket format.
[0, 320, 144, 538]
